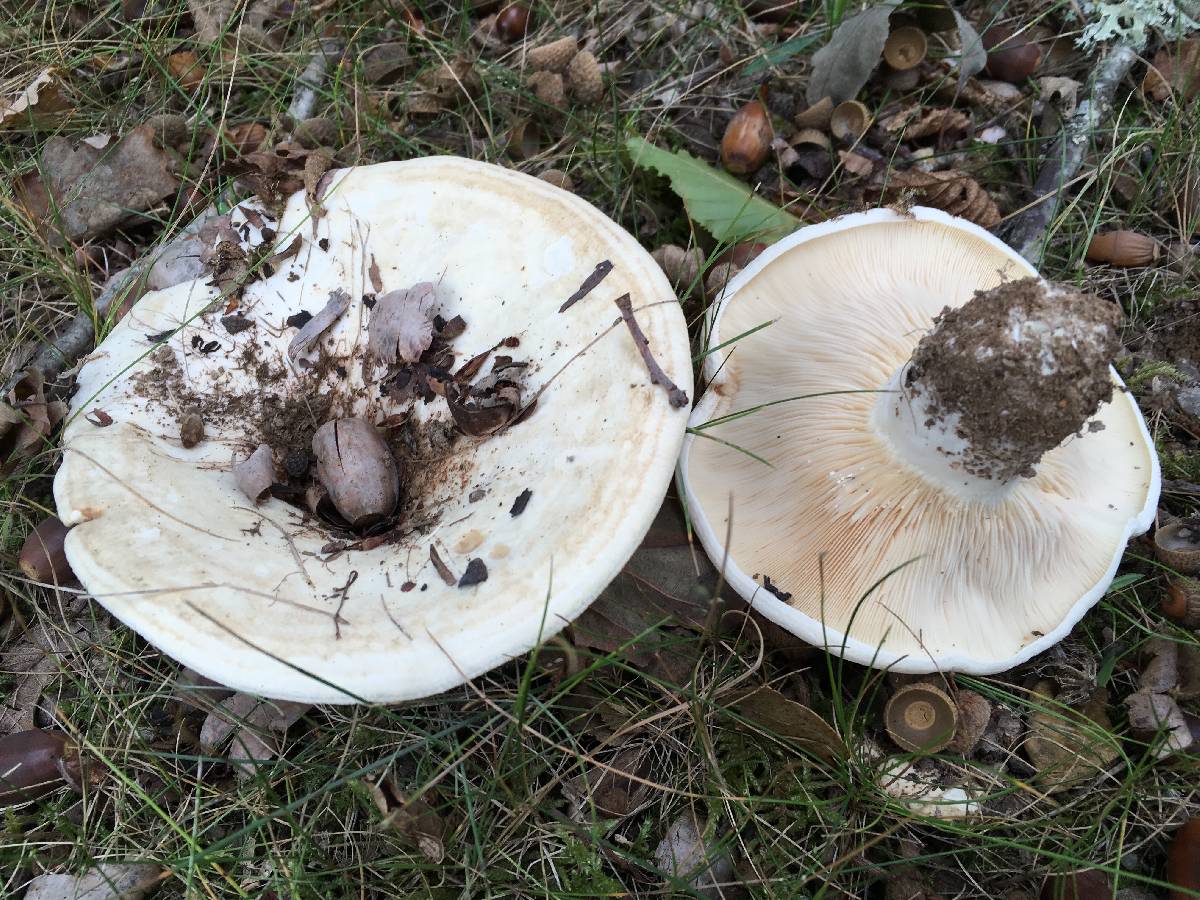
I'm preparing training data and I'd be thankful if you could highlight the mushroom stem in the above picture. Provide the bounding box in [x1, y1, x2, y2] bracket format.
[874, 278, 1121, 491]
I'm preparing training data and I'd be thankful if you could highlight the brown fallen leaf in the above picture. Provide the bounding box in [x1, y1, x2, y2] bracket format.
[16, 125, 181, 245]
[878, 106, 971, 141]
[362, 42, 411, 84]
[166, 50, 206, 92]
[1143, 39, 1200, 103]
[368, 284, 436, 365]
[24, 862, 164, 900]
[0, 67, 73, 130]
[199, 692, 310, 777]
[730, 685, 845, 761]
[406, 57, 482, 115]
[366, 777, 446, 861]
[1, 369, 67, 473]
[564, 742, 653, 817]
[1124, 636, 1193, 757]
[873, 168, 1002, 228]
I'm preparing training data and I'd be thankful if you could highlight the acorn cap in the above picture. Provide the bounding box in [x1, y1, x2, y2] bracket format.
[883, 26, 928, 71]
[790, 128, 831, 150]
[527, 36, 578, 72]
[53, 158, 692, 704]
[566, 50, 603, 104]
[1155, 521, 1200, 575]
[885, 683, 958, 752]
[793, 96, 834, 131]
[1164, 578, 1200, 627]
[830, 100, 870, 143]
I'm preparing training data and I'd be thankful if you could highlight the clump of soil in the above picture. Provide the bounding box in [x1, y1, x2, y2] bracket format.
[905, 277, 1121, 481]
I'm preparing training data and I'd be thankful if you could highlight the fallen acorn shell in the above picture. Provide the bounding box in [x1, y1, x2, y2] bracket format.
[721, 100, 773, 175]
[790, 128, 831, 150]
[312, 418, 401, 529]
[566, 50, 603, 104]
[884, 26, 927, 71]
[1163, 579, 1200, 627]
[830, 100, 870, 144]
[1154, 521, 1200, 574]
[793, 96, 833, 131]
[885, 683, 958, 752]
[0, 729, 84, 806]
[527, 36, 578, 72]
[18, 517, 73, 585]
[983, 26, 1042, 83]
[1086, 230, 1161, 267]
[506, 119, 543, 159]
[1168, 818, 1200, 900]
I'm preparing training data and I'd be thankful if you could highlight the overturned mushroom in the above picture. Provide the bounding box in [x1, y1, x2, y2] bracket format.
[53, 158, 691, 703]
[680, 208, 1158, 673]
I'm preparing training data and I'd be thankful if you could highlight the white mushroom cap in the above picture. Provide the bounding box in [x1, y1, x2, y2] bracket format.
[679, 207, 1159, 674]
[54, 157, 691, 703]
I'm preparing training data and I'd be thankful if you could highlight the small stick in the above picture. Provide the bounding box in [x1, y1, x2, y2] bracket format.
[613, 294, 689, 409]
[558, 259, 613, 313]
[1003, 41, 1139, 264]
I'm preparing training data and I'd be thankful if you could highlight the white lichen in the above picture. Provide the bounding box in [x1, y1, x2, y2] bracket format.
[1077, 0, 1199, 49]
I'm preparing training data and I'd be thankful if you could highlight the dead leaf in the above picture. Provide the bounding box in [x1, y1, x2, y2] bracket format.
[0, 67, 73, 130]
[366, 777, 446, 861]
[368, 284, 435, 365]
[166, 50, 206, 92]
[1124, 637, 1193, 757]
[288, 289, 351, 368]
[1143, 39, 1200, 103]
[1023, 682, 1119, 794]
[429, 544, 456, 586]
[564, 743, 653, 817]
[407, 57, 482, 115]
[838, 150, 877, 177]
[873, 168, 1001, 228]
[1, 369, 65, 472]
[23, 862, 163, 900]
[17, 125, 180, 246]
[806, 1, 900, 105]
[878, 106, 971, 141]
[188, 0, 234, 45]
[303, 149, 332, 224]
[952, 11, 987, 88]
[445, 369, 524, 436]
[222, 121, 267, 156]
[362, 42, 411, 84]
[730, 686, 844, 761]
[200, 692, 309, 777]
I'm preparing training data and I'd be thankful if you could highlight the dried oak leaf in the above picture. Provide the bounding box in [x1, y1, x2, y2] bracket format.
[362, 42, 411, 84]
[730, 686, 845, 761]
[874, 168, 1001, 228]
[199, 692, 310, 777]
[1, 369, 66, 473]
[1023, 682, 1119, 794]
[368, 284, 435, 365]
[366, 777, 446, 862]
[16, 125, 180, 245]
[878, 106, 972, 141]
[23, 862, 164, 900]
[445, 370, 523, 436]
[1143, 39, 1200, 103]
[0, 67, 73, 130]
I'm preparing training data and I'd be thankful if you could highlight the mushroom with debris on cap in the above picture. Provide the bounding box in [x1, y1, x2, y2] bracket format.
[679, 207, 1158, 674]
[53, 157, 692, 703]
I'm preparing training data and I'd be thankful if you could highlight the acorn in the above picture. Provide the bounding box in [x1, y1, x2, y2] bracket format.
[18, 517, 73, 585]
[312, 418, 401, 530]
[830, 100, 870, 144]
[983, 26, 1041, 83]
[885, 683, 958, 752]
[1163, 579, 1200, 627]
[1168, 818, 1200, 900]
[527, 36, 578, 72]
[0, 729, 86, 806]
[566, 50, 604, 104]
[721, 100, 773, 175]
[1155, 521, 1200, 574]
[883, 26, 927, 71]
[495, 3, 530, 42]
[1086, 230, 1161, 267]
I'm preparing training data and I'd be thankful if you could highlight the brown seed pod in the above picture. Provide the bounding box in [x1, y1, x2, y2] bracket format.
[312, 418, 401, 529]
[793, 96, 833, 130]
[527, 36, 578, 73]
[983, 26, 1041, 83]
[946, 689, 991, 755]
[1085, 230, 1161, 267]
[1155, 521, 1200, 574]
[527, 70, 565, 107]
[885, 683, 958, 752]
[0, 729, 85, 806]
[234, 444, 275, 504]
[721, 100, 773, 175]
[829, 100, 870, 144]
[1168, 819, 1200, 900]
[790, 128, 831, 151]
[1163, 579, 1200, 627]
[884, 26, 927, 71]
[537, 169, 575, 192]
[496, 3, 531, 42]
[180, 412, 205, 448]
[18, 517, 73, 584]
[566, 50, 604, 104]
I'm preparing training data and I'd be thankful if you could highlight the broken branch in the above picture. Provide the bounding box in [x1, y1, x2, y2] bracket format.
[613, 294, 689, 409]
